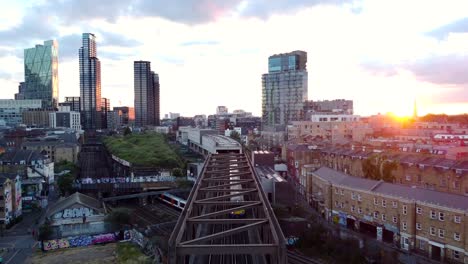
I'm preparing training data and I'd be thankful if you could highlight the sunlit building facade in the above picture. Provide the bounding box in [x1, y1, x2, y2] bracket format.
[262, 50, 308, 127]
[20, 40, 59, 108]
[79, 33, 102, 130]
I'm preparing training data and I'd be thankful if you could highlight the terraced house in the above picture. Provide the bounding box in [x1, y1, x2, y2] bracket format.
[320, 148, 468, 196]
[310, 167, 468, 263]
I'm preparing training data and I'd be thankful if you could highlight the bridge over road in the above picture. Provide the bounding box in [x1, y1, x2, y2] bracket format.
[169, 152, 287, 264]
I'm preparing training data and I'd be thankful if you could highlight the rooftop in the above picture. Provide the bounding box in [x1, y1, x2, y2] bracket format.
[203, 135, 241, 147]
[255, 166, 286, 182]
[0, 149, 48, 164]
[45, 192, 103, 219]
[313, 167, 468, 211]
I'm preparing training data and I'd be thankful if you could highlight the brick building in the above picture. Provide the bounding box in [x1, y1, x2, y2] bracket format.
[310, 167, 468, 263]
[320, 148, 468, 196]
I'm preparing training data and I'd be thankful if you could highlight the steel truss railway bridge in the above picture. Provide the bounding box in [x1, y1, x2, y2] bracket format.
[169, 152, 287, 264]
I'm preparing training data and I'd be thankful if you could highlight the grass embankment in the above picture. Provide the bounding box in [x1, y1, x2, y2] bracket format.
[116, 243, 151, 264]
[103, 133, 183, 168]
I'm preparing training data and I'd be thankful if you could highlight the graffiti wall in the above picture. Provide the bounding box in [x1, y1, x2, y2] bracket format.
[53, 207, 95, 219]
[15, 178, 22, 218]
[43, 232, 117, 251]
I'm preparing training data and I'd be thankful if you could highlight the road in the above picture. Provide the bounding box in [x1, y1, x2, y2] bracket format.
[0, 184, 60, 264]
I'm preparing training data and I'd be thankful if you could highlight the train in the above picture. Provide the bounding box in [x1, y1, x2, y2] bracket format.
[158, 193, 187, 210]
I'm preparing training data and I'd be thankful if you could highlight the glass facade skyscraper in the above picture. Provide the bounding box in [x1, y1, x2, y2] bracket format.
[134, 61, 160, 127]
[21, 40, 59, 108]
[79, 33, 102, 129]
[262, 50, 308, 127]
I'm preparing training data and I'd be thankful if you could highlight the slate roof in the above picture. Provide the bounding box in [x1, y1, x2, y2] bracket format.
[313, 167, 468, 211]
[45, 192, 103, 219]
[0, 149, 47, 164]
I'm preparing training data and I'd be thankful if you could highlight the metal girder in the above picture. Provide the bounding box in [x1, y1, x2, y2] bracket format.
[180, 220, 268, 245]
[186, 218, 268, 224]
[177, 244, 278, 255]
[199, 179, 254, 190]
[168, 152, 287, 264]
[189, 201, 262, 220]
[195, 189, 258, 202]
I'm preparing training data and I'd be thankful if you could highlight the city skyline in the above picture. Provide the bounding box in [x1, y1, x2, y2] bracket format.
[0, 1, 468, 117]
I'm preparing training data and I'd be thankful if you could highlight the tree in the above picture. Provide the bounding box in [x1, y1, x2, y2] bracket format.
[123, 126, 132, 136]
[229, 130, 241, 143]
[57, 173, 74, 196]
[105, 208, 132, 230]
[38, 219, 53, 241]
[172, 168, 184, 177]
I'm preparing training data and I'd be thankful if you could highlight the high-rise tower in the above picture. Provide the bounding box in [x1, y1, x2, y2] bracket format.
[21, 40, 59, 108]
[262, 50, 308, 127]
[79, 33, 102, 129]
[134, 61, 160, 127]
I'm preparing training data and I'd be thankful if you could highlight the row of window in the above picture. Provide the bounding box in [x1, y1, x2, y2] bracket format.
[418, 240, 462, 260]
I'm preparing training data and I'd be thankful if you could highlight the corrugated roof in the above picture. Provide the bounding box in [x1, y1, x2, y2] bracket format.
[313, 167, 468, 211]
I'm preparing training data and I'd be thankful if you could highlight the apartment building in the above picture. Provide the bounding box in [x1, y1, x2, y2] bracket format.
[310, 167, 468, 263]
[320, 148, 468, 196]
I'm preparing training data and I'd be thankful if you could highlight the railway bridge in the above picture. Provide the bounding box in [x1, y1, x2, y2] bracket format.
[169, 152, 287, 264]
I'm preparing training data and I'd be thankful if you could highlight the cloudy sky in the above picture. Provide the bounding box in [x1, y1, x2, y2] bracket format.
[0, 0, 467, 117]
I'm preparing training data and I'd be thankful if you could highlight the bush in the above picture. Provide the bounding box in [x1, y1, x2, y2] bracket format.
[105, 208, 132, 230]
[172, 168, 184, 177]
[116, 242, 150, 264]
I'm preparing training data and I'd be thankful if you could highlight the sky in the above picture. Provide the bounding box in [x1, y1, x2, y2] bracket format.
[0, 0, 467, 117]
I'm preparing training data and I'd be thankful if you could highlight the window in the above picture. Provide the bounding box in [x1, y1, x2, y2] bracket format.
[402, 205, 407, 215]
[335, 188, 339, 194]
[419, 239, 426, 250]
[439, 212, 445, 221]
[430, 227, 436, 236]
[406, 175, 411, 181]
[381, 214, 386, 221]
[357, 194, 362, 201]
[373, 211, 379, 218]
[416, 223, 422, 230]
[334, 201, 338, 207]
[351, 192, 356, 200]
[340, 202, 345, 208]
[438, 229, 445, 238]
[454, 215, 461, 224]
[374, 197, 378, 205]
[416, 207, 422, 214]
[402, 222, 407, 230]
[454, 232, 460, 241]
[382, 200, 386, 207]
[358, 207, 362, 214]
[392, 201, 398, 208]
[392, 216, 397, 223]
[453, 250, 460, 260]
[430, 210, 436, 219]
[340, 189, 344, 196]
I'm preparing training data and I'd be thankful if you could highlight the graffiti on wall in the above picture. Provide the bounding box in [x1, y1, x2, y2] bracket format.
[53, 207, 95, 219]
[43, 239, 70, 251]
[43, 233, 117, 251]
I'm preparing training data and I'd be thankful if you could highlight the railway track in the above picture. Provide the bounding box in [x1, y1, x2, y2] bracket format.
[288, 251, 322, 264]
[148, 202, 181, 219]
